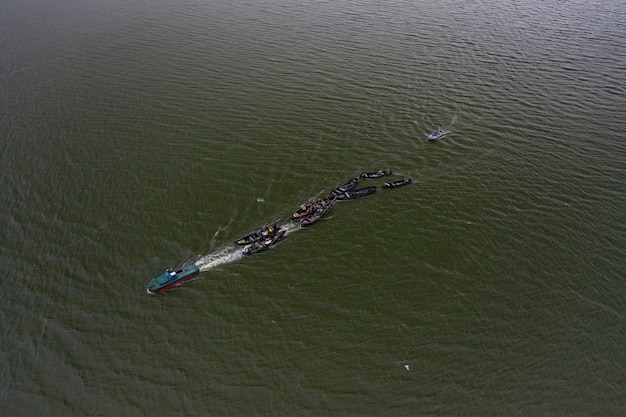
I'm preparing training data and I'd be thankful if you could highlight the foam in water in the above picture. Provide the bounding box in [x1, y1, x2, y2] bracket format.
[195, 246, 243, 271]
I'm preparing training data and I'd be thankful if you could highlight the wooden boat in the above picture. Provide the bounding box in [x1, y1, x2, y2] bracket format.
[382, 177, 412, 188]
[428, 129, 445, 141]
[243, 229, 286, 255]
[291, 203, 314, 220]
[359, 169, 391, 179]
[327, 177, 359, 198]
[234, 223, 279, 246]
[290, 200, 324, 220]
[300, 198, 336, 227]
[334, 186, 377, 201]
[146, 263, 200, 294]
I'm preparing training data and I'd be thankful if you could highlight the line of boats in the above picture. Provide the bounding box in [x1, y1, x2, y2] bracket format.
[146, 169, 412, 293]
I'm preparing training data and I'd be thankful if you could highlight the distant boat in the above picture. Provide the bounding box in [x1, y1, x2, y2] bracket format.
[428, 129, 445, 141]
[382, 177, 412, 189]
[146, 264, 200, 294]
[359, 169, 392, 179]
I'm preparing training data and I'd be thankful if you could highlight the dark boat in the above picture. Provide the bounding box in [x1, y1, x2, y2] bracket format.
[382, 177, 412, 188]
[428, 129, 445, 141]
[234, 222, 279, 246]
[146, 263, 200, 294]
[327, 177, 359, 198]
[300, 198, 336, 227]
[359, 169, 392, 179]
[334, 186, 377, 201]
[243, 229, 286, 255]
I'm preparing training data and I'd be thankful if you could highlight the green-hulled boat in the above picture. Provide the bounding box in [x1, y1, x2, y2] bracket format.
[146, 263, 200, 294]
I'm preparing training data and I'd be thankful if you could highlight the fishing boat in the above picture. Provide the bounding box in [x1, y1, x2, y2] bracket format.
[428, 129, 445, 141]
[234, 223, 279, 246]
[146, 263, 200, 294]
[327, 177, 359, 198]
[359, 169, 392, 179]
[290, 199, 324, 220]
[334, 186, 377, 201]
[243, 229, 286, 255]
[290, 203, 314, 220]
[300, 198, 336, 227]
[382, 177, 412, 188]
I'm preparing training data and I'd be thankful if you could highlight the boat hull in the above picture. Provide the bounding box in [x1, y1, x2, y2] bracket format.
[234, 223, 279, 245]
[359, 169, 391, 179]
[428, 130, 445, 141]
[243, 229, 286, 255]
[146, 263, 200, 294]
[290, 202, 318, 220]
[327, 178, 359, 199]
[335, 186, 377, 201]
[382, 178, 412, 188]
[300, 200, 336, 226]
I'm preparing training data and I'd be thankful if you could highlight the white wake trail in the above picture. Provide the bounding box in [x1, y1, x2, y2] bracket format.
[195, 245, 244, 272]
[194, 221, 300, 272]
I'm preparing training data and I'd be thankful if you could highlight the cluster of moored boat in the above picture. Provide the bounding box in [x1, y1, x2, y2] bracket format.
[239, 169, 412, 250]
[147, 169, 412, 293]
[289, 169, 412, 228]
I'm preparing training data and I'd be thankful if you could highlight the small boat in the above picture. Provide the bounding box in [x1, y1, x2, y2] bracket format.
[146, 263, 200, 294]
[290, 199, 324, 220]
[300, 198, 336, 227]
[327, 177, 359, 198]
[382, 177, 412, 188]
[290, 203, 314, 220]
[243, 229, 286, 255]
[359, 169, 392, 179]
[335, 186, 377, 201]
[428, 129, 445, 141]
[234, 223, 279, 246]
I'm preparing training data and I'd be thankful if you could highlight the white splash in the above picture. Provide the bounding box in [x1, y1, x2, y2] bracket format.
[194, 222, 300, 272]
[195, 246, 244, 271]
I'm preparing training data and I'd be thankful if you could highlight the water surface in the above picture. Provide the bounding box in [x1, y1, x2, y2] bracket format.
[1, 0, 625, 415]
